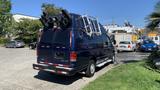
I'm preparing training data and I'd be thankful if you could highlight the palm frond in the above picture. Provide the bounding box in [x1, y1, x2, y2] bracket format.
[147, 19, 160, 30]
[155, 1, 160, 12]
[146, 12, 160, 30]
[146, 1, 160, 30]
[149, 12, 160, 20]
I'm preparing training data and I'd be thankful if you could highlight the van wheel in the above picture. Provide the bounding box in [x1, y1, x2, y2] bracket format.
[86, 60, 95, 77]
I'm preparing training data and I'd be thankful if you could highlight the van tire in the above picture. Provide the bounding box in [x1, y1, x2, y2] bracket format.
[85, 60, 95, 77]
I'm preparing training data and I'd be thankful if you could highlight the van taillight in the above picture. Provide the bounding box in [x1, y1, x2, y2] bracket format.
[128, 45, 131, 48]
[70, 51, 77, 62]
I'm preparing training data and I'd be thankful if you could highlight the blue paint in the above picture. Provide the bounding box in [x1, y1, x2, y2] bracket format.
[71, 15, 75, 51]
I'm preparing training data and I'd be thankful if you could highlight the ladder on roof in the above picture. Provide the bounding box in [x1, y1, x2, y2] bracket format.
[81, 15, 101, 36]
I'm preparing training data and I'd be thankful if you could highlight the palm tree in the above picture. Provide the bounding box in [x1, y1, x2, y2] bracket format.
[147, 1, 160, 30]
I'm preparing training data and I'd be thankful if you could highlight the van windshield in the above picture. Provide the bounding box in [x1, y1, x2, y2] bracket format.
[40, 29, 70, 45]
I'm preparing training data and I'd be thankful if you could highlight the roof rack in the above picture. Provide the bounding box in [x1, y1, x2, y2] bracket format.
[81, 15, 101, 36]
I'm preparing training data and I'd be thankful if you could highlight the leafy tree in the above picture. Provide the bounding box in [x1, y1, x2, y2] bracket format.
[14, 19, 42, 43]
[0, 0, 12, 37]
[41, 3, 71, 29]
[41, 3, 62, 28]
[147, 1, 160, 30]
[41, 3, 62, 17]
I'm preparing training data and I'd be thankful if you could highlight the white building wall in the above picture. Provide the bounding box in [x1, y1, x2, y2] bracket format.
[104, 25, 137, 34]
[13, 14, 39, 22]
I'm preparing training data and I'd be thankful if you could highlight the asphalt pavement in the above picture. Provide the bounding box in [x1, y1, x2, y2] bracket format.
[0, 47, 150, 90]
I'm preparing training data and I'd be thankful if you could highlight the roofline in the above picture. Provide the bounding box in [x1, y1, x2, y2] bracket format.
[13, 13, 40, 18]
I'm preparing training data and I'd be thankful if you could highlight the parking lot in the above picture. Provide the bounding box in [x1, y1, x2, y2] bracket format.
[0, 47, 150, 90]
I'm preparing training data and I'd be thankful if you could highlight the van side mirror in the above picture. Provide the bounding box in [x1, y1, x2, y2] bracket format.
[113, 40, 116, 45]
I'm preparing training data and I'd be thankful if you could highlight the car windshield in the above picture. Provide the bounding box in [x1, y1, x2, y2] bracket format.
[119, 41, 130, 44]
[143, 40, 154, 44]
[8, 41, 15, 44]
[17, 40, 23, 43]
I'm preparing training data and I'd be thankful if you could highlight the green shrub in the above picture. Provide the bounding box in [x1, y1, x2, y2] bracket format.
[148, 51, 160, 60]
[15, 37, 37, 44]
[0, 38, 10, 45]
[147, 51, 160, 70]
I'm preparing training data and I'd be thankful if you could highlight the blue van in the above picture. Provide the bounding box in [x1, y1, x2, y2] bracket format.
[33, 10, 116, 77]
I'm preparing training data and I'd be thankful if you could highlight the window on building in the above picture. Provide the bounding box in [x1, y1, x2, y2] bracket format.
[155, 37, 158, 40]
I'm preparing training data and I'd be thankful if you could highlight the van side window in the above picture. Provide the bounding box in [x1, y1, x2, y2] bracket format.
[76, 17, 85, 29]
[94, 20, 101, 35]
[76, 17, 85, 37]
[106, 35, 112, 46]
[83, 17, 92, 34]
[102, 34, 112, 47]
[81, 16, 102, 36]
[89, 19, 96, 32]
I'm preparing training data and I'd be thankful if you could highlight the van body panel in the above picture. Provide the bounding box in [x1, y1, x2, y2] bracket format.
[33, 13, 115, 76]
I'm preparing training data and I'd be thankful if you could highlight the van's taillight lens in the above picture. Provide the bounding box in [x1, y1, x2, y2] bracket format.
[128, 45, 131, 48]
[70, 51, 77, 62]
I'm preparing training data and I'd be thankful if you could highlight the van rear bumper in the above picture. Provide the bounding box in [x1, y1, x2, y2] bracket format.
[33, 63, 76, 76]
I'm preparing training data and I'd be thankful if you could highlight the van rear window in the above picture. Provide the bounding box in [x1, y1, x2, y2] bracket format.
[40, 29, 70, 45]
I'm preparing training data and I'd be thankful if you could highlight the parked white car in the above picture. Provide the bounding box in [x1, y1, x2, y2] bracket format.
[117, 41, 136, 52]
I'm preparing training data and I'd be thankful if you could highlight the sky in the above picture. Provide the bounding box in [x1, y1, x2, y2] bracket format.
[11, 0, 158, 28]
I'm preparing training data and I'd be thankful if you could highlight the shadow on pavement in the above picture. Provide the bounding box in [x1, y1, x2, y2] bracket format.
[34, 71, 84, 85]
[34, 63, 113, 85]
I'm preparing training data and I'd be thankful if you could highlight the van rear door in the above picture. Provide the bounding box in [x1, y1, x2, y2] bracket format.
[37, 29, 70, 65]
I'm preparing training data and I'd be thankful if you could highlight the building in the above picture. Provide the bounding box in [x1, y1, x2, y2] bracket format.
[104, 22, 139, 43]
[104, 24, 138, 34]
[13, 14, 39, 22]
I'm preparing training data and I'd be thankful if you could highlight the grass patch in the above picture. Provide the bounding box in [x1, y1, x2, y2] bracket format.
[83, 61, 160, 90]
